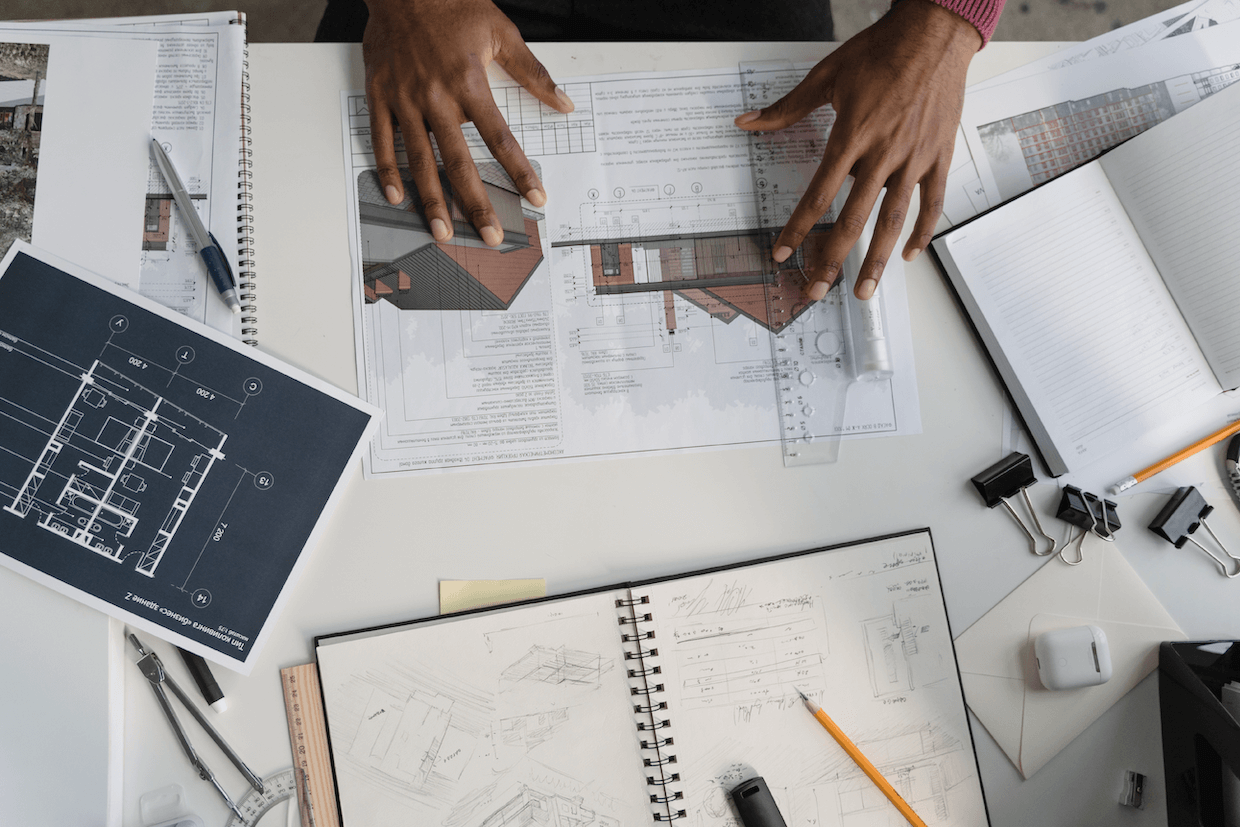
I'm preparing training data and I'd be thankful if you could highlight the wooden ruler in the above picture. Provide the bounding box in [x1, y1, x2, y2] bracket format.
[280, 663, 340, 827]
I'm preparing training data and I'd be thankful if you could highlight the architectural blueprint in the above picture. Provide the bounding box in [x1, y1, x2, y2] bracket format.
[342, 67, 922, 476]
[0, 244, 377, 671]
[941, 4, 1240, 226]
[316, 531, 987, 826]
[960, 20, 1240, 206]
[0, 14, 249, 336]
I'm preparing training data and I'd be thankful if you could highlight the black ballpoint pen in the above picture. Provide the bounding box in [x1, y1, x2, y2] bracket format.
[149, 137, 241, 314]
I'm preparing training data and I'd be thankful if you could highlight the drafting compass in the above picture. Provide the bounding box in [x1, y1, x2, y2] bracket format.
[129, 634, 265, 820]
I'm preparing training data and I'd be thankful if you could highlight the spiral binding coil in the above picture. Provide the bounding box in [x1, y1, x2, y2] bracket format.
[617, 593, 685, 822]
[232, 13, 258, 346]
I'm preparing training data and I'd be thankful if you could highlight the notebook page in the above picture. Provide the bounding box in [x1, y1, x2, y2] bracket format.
[939, 162, 1218, 474]
[1102, 80, 1240, 390]
[638, 533, 988, 826]
[316, 591, 652, 825]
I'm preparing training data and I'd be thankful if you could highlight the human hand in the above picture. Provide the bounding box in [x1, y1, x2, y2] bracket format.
[362, 0, 575, 245]
[734, 0, 981, 300]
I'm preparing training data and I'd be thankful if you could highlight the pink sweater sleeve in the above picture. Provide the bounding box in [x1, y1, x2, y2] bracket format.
[926, 0, 1006, 45]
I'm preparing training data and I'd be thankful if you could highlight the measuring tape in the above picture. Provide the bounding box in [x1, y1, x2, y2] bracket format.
[740, 60, 854, 467]
[278, 663, 341, 827]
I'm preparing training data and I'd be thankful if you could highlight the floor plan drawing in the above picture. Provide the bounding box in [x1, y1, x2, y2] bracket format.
[0, 245, 376, 669]
[5, 352, 229, 578]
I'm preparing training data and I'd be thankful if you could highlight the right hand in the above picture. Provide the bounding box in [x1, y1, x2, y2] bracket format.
[362, 0, 575, 246]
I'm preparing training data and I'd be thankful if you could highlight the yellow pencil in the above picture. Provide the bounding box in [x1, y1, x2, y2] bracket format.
[1110, 419, 1240, 494]
[797, 689, 928, 827]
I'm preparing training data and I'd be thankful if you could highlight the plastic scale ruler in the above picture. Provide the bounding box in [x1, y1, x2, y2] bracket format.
[223, 767, 297, 827]
[739, 60, 854, 466]
[278, 663, 340, 827]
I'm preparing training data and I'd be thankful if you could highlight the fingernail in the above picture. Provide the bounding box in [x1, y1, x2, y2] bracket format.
[903, 247, 921, 262]
[430, 218, 449, 241]
[481, 225, 503, 246]
[555, 86, 575, 112]
[808, 281, 829, 302]
[773, 245, 792, 263]
[857, 278, 877, 300]
[526, 188, 546, 208]
[735, 110, 761, 125]
[384, 185, 401, 204]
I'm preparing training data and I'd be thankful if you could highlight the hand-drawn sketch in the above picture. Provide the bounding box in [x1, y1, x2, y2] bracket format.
[500, 708, 571, 749]
[450, 780, 622, 827]
[0, 247, 375, 667]
[671, 598, 828, 713]
[803, 721, 980, 827]
[501, 645, 615, 686]
[862, 594, 954, 698]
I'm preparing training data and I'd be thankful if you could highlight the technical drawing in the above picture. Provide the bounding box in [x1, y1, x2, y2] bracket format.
[978, 64, 1240, 200]
[500, 708, 571, 749]
[861, 594, 953, 698]
[804, 722, 980, 827]
[5, 356, 227, 577]
[358, 161, 546, 311]
[462, 782, 620, 827]
[0, 250, 376, 665]
[501, 645, 615, 686]
[673, 601, 828, 712]
[551, 194, 832, 335]
[330, 664, 493, 807]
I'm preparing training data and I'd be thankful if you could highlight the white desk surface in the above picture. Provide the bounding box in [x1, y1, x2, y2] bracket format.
[8, 40, 1240, 827]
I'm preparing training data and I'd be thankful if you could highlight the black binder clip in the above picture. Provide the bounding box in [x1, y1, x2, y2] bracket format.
[1149, 486, 1240, 578]
[972, 452, 1056, 556]
[1054, 485, 1120, 566]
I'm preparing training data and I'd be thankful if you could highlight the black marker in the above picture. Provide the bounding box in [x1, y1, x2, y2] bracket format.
[178, 647, 228, 712]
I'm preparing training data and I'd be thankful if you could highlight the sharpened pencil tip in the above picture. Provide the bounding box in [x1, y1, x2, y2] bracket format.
[796, 687, 808, 701]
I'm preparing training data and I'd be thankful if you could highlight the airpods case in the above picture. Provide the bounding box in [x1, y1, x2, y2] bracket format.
[1034, 625, 1112, 690]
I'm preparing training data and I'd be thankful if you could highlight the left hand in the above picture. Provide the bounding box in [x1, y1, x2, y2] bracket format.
[734, 0, 982, 300]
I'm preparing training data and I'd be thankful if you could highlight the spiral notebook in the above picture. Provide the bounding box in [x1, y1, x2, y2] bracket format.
[315, 530, 990, 826]
[7, 11, 259, 342]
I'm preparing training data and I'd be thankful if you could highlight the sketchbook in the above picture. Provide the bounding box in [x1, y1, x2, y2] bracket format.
[315, 530, 989, 826]
[0, 242, 379, 672]
[930, 76, 1240, 477]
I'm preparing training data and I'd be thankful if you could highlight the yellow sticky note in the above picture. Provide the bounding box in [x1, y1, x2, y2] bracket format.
[439, 579, 547, 614]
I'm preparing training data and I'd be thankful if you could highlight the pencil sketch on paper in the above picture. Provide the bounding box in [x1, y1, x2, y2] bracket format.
[0, 42, 48, 256]
[499, 708, 571, 749]
[329, 665, 493, 806]
[442, 759, 624, 827]
[861, 593, 954, 698]
[685, 720, 979, 827]
[802, 720, 979, 827]
[500, 645, 615, 686]
[670, 594, 829, 715]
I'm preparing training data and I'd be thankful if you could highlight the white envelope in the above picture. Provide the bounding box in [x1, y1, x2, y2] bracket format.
[954, 541, 1185, 779]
